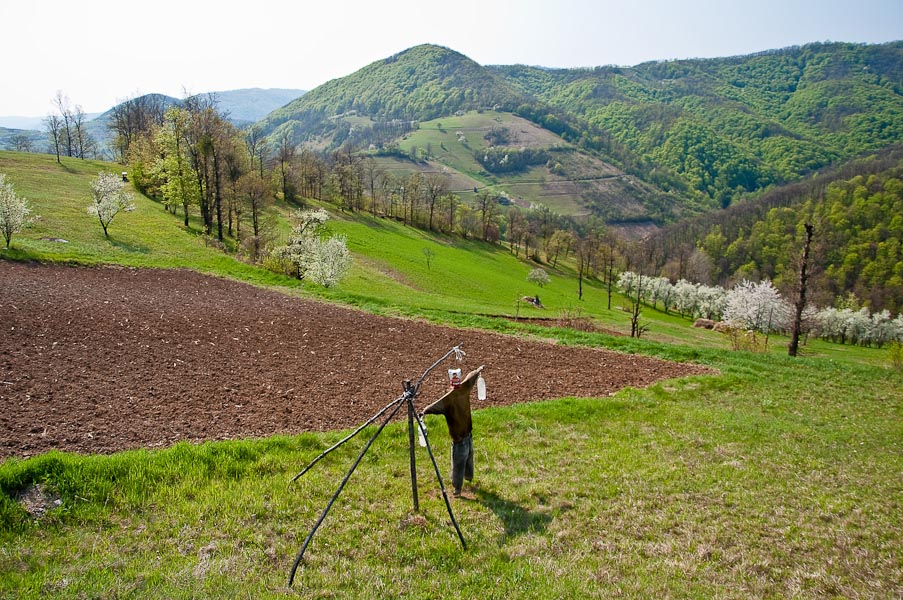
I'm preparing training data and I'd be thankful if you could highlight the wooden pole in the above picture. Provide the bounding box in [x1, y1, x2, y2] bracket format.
[404, 380, 419, 512]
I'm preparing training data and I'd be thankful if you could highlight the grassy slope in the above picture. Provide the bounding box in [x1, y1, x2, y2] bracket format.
[0, 152, 297, 287]
[396, 112, 590, 215]
[1, 350, 899, 598]
[1, 151, 901, 598]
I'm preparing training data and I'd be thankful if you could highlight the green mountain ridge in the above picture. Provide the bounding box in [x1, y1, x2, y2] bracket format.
[492, 41, 903, 205]
[257, 41, 903, 227]
[259, 45, 528, 143]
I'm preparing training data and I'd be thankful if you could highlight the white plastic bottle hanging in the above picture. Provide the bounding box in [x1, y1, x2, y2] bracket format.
[477, 373, 486, 401]
[417, 419, 427, 447]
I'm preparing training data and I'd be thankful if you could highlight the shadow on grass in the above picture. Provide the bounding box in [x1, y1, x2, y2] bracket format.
[109, 238, 150, 254]
[473, 487, 553, 539]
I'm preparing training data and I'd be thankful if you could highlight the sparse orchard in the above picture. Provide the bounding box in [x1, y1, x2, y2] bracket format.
[87, 171, 135, 237]
[0, 173, 34, 250]
[723, 279, 791, 349]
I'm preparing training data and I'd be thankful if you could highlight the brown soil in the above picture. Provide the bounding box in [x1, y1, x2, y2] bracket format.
[0, 261, 710, 458]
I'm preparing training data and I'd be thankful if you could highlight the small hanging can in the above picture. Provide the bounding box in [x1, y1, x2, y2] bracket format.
[448, 368, 462, 388]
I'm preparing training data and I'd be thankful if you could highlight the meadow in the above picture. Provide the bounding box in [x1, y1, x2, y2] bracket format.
[1, 151, 901, 598]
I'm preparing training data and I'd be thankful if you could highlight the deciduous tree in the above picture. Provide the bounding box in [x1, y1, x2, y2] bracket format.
[88, 172, 135, 237]
[0, 174, 33, 249]
[44, 114, 64, 163]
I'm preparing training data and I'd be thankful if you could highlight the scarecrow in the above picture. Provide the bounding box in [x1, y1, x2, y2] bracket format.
[421, 365, 484, 496]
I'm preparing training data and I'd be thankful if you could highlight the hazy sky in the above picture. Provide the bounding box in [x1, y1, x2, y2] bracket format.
[1, 0, 901, 117]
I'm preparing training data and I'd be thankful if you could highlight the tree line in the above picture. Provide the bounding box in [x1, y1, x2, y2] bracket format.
[637, 148, 903, 314]
[44, 92, 98, 162]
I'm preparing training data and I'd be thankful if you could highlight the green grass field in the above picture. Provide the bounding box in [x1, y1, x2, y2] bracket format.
[1, 150, 901, 598]
[391, 112, 593, 216]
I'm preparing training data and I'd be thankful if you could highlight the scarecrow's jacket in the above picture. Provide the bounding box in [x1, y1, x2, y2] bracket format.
[422, 367, 482, 443]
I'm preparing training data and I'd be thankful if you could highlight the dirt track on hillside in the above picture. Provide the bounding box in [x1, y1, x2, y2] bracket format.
[0, 261, 710, 458]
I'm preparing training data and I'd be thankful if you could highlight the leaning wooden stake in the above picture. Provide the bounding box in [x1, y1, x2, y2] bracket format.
[288, 396, 406, 587]
[405, 380, 420, 512]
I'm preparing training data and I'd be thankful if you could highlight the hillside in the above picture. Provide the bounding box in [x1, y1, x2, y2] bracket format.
[492, 41, 903, 207]
[640, 146, 903, 312]
[0, 89, 305, 157]
[254, 41, 903, 227]
[0, 150, 616, 320]
[258, 44, 528, 145]
[394, 111, 678, 222]
[257, 45, 687, 225]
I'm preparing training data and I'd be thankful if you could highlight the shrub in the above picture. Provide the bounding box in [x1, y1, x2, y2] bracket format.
[527, 268, 550, 287]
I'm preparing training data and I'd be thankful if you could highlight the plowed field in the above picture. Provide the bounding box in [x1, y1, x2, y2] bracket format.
[1, 261, 710, 458]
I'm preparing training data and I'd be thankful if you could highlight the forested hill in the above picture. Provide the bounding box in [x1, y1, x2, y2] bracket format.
[256, 41, 903, 219]
[258, 44, 528, 144]
[492, 41, 903, 207]
[640, 146, 903, 313]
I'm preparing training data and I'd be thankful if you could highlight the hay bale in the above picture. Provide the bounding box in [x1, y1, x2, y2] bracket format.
[693, 318, 716, 329]
[713, 321, 734, 333]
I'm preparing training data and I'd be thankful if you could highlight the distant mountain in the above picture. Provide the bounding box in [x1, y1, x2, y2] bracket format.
[211, 88, 305, 125]
[0, 116, 46, 130]
[258, 44, 528, 144]
[250, 41, 903, 225]
[0, 113, 103, 130]
[0, 127, 45, 152]
[1, 89, 305, 157]
[90, 89, 306, 131]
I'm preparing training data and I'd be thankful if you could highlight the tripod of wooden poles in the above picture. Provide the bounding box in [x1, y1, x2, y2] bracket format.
[287, 345, 468, 587]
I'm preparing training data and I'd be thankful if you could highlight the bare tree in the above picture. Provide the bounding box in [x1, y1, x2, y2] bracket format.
[476, 190, 500, 242]
[44, 114, 64, 163]
[362, 157, 384, 214]
[9, 134, 33, 153]
[244, 125, 267, 179]
[71, 104, 94, 159]
[575, 231, 601, 300]
[789, 223, 815, 357]
[275, 133, 297, 204]
[53, 91, 74, 157]
[180, 95, 236, 239]
[443, 192, 458, 233]
[108, 93, 171, 161]
[424, 172, 449, 231]
[240, 172, 271, 260]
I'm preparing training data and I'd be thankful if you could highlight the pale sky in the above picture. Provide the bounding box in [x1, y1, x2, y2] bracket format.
[1, 0, 901, 117]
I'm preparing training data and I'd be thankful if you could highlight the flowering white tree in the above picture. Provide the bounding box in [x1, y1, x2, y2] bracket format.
[673, 279, 701, 318]
[814, 307, 903, 348]
[723, 279, 791, 334]
[865, 310, 896, 348]
[644, 276, 671, 310]
[617, 271, 727, 319]
[696, 284, 728, 320]
[307, 234, 352, 287]
[88, 172, 134, 237]
[271, 208, 352, 287]
[527, 267, 550, 288]
[617, 271, 643, 297]
[0, 173, 33, 249]
[816, 306, 903, 347]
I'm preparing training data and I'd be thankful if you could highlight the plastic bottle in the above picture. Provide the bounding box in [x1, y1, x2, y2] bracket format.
[417, 420, 427, 447]
[477, 374, 486, 400]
